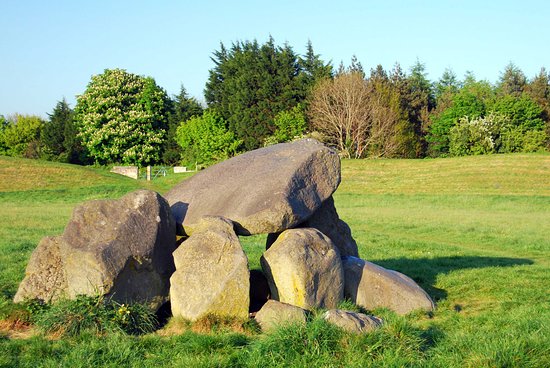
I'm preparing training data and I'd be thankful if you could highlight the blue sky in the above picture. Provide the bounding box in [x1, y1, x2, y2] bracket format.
[1, 0, 549, 117]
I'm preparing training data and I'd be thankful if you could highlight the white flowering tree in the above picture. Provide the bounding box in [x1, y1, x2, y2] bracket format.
[74, 69, 169, 165]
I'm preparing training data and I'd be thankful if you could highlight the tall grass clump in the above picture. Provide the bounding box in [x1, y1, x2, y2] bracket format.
[243, 316, 344, 367]
[33, 295, 158, 336]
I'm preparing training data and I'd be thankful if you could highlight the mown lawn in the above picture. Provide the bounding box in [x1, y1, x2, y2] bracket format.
[1, 154, 549, 367]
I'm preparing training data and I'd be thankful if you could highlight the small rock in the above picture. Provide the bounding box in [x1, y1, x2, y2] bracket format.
[255, 300, 308, 332]
[323, 309, 382, 333]
[323, 309, 383, 334]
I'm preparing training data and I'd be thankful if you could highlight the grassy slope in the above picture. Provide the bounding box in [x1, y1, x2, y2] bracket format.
[1, 154, 549, 367]
[337, 154, 550, 367]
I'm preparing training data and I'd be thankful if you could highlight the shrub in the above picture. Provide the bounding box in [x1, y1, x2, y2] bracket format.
[500, 127, 547, 153]
[448, 112, 547, 156]
[175, 111, 242, 166]
[449, 114, 505, 156]
[264, 104, 307, 146]
[0, 114, 44, 158]
[33, 295, 158, 337]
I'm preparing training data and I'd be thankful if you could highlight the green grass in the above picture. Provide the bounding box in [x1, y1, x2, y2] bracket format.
[1, 153, 549, 367]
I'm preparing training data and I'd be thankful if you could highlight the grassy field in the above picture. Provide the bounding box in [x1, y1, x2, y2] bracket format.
[1, 154, 549, 367]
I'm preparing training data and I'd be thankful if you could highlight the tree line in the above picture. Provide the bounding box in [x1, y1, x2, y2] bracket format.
[1, 37, 548, 166]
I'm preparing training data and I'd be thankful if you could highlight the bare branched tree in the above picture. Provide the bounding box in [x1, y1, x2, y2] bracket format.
[308, 72, 370, 158]
[308, 71, 406, 158]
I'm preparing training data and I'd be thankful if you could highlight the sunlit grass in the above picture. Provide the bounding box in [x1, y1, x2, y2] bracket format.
[1, 153, 549, 367]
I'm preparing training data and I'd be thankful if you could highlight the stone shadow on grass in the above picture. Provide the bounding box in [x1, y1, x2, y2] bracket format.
[370, 256, 534, 302]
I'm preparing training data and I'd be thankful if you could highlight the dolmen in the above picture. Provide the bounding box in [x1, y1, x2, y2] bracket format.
[15, 138, 434, 333]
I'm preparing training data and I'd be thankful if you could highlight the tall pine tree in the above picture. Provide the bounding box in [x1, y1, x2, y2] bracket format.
[205, 38, 318, 150]
[42, 98, 86, 163]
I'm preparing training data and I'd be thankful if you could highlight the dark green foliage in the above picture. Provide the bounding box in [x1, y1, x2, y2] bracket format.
[0, 115, 8, 155]
[42, 99, 71, 159]
[33, 295, 158, 336]
[369, 65, 424, 158]
[525, 68, 550, 119]
[41, 98, 89, 164]
[407, 60, 436, 134]
[300, 40, 333, 90]
[434, 68, 460, 98]
[497, 62, 527, 97]
[205, 37, 317, 150]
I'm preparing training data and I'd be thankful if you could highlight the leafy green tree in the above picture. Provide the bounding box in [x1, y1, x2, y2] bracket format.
[431, 69, 461, 133]
[491, 94, 545, 131]
[524, 68, 550, 148]
[449, 112, 547, 155]
[163, 85, 204, 164]
[428, 77, 494, 156]
[205, 38, 311, 150]
[1, 114, 44, 158]
[264, 104, 307, 145]
[74, 69, 170, 165]
[175, 110, 241, 166]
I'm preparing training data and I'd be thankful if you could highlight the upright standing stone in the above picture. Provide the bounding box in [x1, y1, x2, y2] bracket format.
[165, 139, 341, 236]
[261, 228, 344, 310]
[14, 236, 68, 303]
[60, 190, 176, 311]
[170, 217, 250, 321]
[342, 256, 435, 315]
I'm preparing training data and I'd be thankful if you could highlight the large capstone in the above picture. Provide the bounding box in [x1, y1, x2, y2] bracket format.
[170, 216, 250, 321]
[342, 256, 435, 315]
[261, 228, 344, 310]
[15, 190, 177, 311]
[164, 139, 341, 236]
